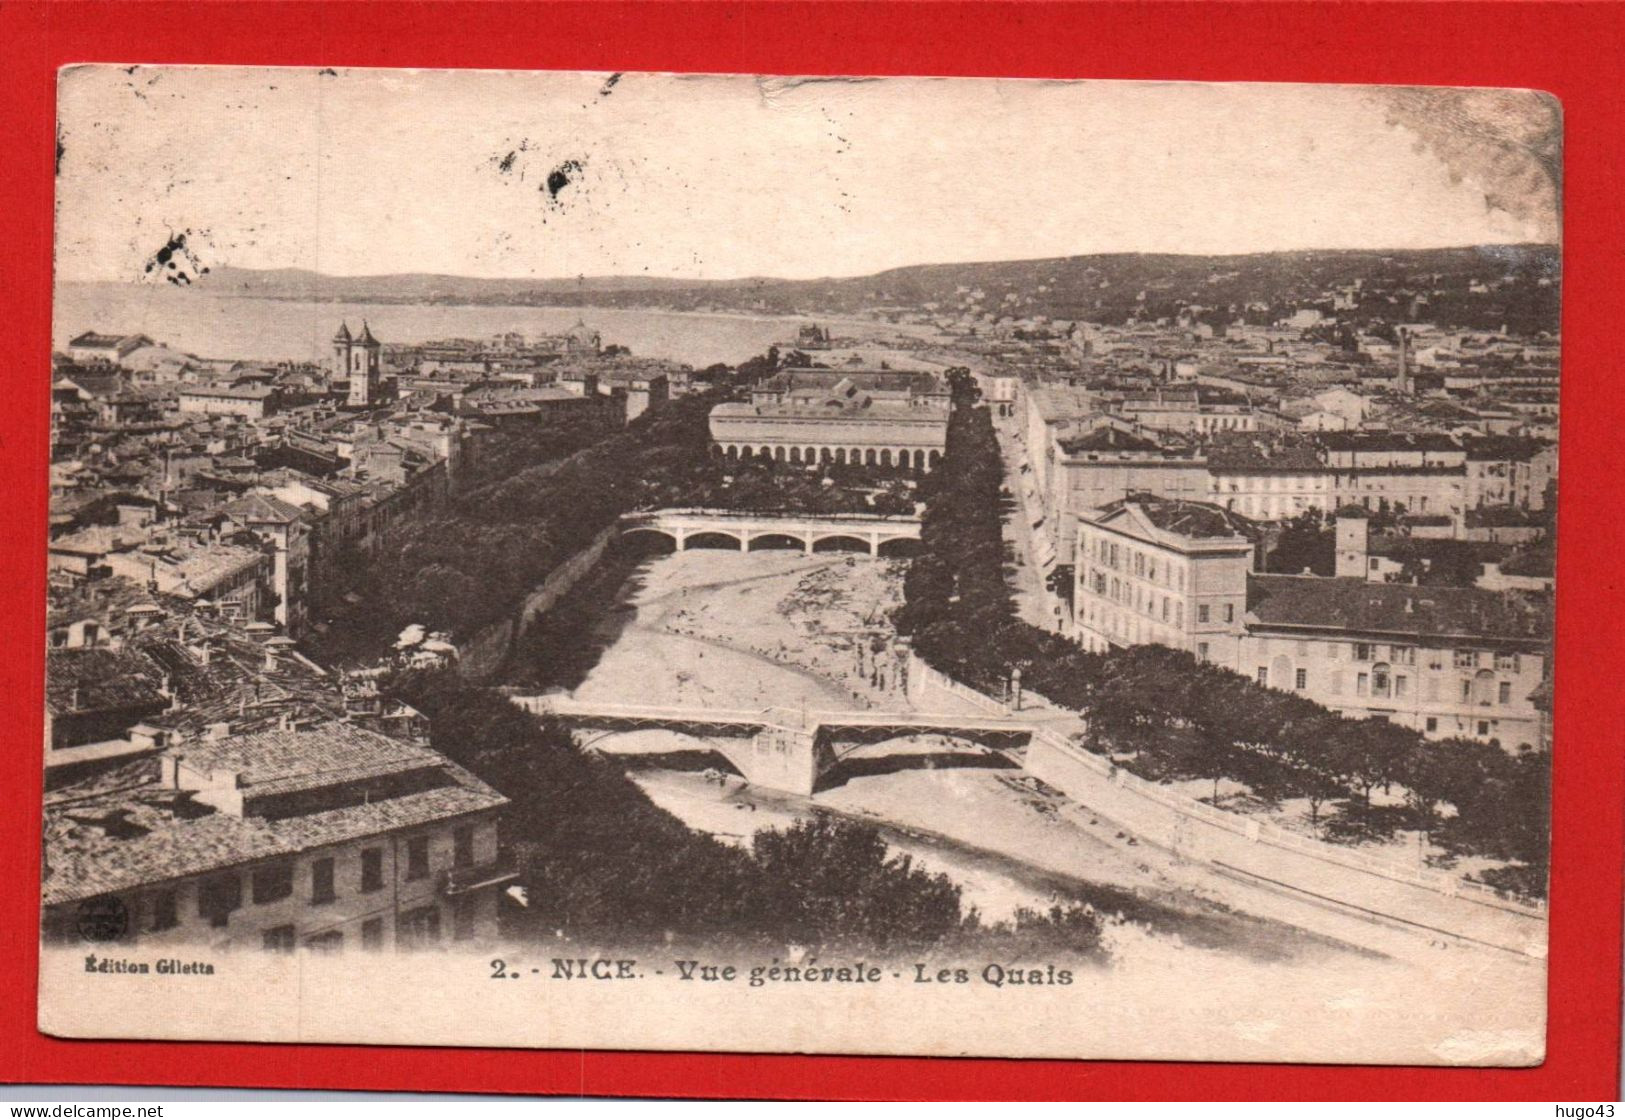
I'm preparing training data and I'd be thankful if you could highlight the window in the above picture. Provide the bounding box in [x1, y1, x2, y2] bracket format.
[1499, 681, 1512, 705]
[360, 847, 384, 893]
[150, 889, 178, 932]
[199, 874, 241, 928]
[1224, 604, 1235, 624]
[398, 905, 441, 950]
[1461, 679, 1473, 702]
[262, 925, 296, 954]
[1454, 650, 1478, 670]
[1477, 720, 1491, 737]
[1161, 598, 1169, 622]
[1354, 643, 1374, 662]
[454, 826, 475, 870]
[1196, 642, 1209, 662]
[1495, 652, 1521, 673]
[453, 895, 479, 942]
[1392, 646, 1415, 666]
[252, 863, 293, 905]
[1296, 641, 1309, 657]
[1371, 664, 1391, 699]
[405, 836, 430, 881]
[1257, 666, 1269, 686]
[306, 930, 343, 954]
[1356, 672, 1369, 697]
[1197, 605, 1210, 624]
[1425, 717, 1438, 733]
[362, 917, 385, 952]
[1394, 675, 1409, 699]
[311, 858, 336, 905]
[1295, 668, 1307, 690]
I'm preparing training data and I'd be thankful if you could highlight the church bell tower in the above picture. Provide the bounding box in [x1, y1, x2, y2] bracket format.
[335, 320, 382, 407]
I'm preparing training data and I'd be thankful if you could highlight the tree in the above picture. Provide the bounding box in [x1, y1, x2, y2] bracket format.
[750, 816, 966, 948]
[1334, 717, 1416, 811]
[1266, 508, 1333, 576]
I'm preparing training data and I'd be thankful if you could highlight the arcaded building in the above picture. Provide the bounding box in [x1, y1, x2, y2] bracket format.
[710, 370, 949, 470]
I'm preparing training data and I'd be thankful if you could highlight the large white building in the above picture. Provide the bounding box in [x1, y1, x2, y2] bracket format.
[710, 370, 949, 470]
[1074, 497, 1257, 668]
[1074, 497, 1550, 749]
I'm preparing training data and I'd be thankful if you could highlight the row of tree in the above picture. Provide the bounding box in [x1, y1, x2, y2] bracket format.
[893, 375, 1549, 898]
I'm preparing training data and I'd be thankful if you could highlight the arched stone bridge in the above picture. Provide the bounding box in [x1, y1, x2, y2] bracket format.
[618, 509, 921, 558]
[510, 695, 1039, 795]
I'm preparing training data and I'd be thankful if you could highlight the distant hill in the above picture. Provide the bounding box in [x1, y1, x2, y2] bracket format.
[199, 245, 1561, 334]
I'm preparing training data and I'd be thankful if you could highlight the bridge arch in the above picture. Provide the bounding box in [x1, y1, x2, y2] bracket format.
[876, 537, 922, 558]
[747, 532, 807, 552]
[620, 526, 679, 555]
[684, 530, 745, 551]
[811, 534, 872, 555]
[575, 727, 750, 778]
[815, 730, 1024, 791]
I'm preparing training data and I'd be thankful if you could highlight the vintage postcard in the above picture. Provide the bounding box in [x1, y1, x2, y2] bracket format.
[39, 67, 1556, 1063]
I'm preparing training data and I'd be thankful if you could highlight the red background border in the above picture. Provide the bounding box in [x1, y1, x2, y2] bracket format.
[2, 1, 1620, 1101]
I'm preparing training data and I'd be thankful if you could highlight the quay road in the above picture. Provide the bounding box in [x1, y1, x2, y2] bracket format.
[991, 409, 1070, 633]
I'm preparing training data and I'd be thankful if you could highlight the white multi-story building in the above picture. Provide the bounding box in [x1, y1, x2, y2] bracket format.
[1074, 497, 1256, 668]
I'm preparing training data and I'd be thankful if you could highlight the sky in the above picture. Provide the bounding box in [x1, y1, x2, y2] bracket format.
[54, 68, 1561, 284]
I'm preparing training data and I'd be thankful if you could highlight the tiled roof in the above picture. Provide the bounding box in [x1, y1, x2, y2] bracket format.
[1319, 432, 1461, 453]
[46, 647, 169, 715]
[1246, 574, 1551, 642]
[1462, 435, 1554, 462]
[1057, 426, 1162, 455]
[221, 493, 307, 524]
[179, 383, 275, 400]
[1206, 438, 1325, 472]
[41, 752, 506, 906]
[175, 723, 443, 791]
[1101, 495, 1256, 540]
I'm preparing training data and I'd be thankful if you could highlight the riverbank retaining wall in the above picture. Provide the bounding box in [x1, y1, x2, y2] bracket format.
[1023, 731, 1546, 957]
[457, 525, 619, 682]
[907, 652, 1547, 957]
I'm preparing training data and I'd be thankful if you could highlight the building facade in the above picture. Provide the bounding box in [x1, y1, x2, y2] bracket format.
[710, 382, 949, 470]
[1072, 498, 1550, 749]
[1073, 498, 1256, 667]
[42, 723, 514, 953]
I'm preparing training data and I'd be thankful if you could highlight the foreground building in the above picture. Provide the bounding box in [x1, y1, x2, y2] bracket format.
[42, 722, 513, 953]
[1074, 496, 1550, 748]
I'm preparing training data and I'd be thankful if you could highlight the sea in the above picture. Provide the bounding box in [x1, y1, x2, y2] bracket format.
[53, 282, 886, 368]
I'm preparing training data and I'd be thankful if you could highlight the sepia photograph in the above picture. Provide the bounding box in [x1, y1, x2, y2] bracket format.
[38, 67, 1558, 1064]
